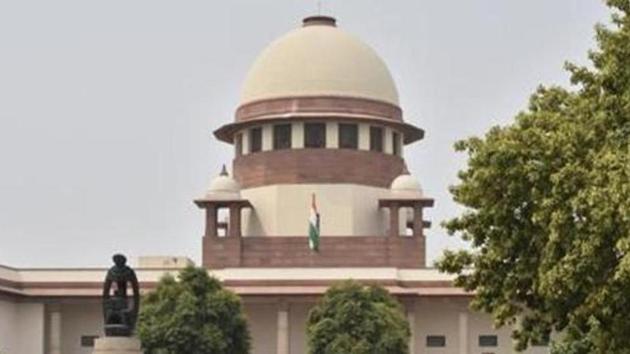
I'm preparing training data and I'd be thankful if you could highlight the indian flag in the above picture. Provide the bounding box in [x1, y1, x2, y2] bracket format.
[308, 194, 320, 251]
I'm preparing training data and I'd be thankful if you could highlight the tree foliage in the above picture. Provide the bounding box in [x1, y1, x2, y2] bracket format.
[306, 280, 410, 354]
[437, 1, 630, 353]
[137, 266, 250, 354]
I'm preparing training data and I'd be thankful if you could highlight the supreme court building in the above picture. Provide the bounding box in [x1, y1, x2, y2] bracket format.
[0, 16, 550, 354]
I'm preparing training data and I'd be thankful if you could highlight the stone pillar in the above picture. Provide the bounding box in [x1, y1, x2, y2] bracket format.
[205, 204, 218, 237]
[326, 121, 338, 149]
[48, 304, 62, 354]
[262, 125, 273, 151]
[277, 303, 290, 354]
[458, 311, 469, 354]
[412, 204, 423, 238]
[229, 205, 241, 238]
[407, 306, 416, 354]
[389, 204, 399, 237]
[292, 122, 304, 149]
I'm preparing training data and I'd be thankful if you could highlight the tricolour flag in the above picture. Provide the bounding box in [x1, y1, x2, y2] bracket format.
[308, 193, 320, 251]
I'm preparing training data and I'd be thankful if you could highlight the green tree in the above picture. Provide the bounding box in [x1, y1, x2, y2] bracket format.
[307, 280, 410, 354]
[436, 1, 630, 353]
[137, 266, 250, 354]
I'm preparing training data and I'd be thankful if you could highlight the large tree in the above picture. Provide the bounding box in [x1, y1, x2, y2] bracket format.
[137, 266, 250, 354]
[437, 1, 630, 353]
[307, 280, 410, 354]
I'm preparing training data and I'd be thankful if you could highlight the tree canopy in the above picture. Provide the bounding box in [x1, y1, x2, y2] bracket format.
[437, 1, 630, 353]
[137, 266, 250, 354]
[306, 280, 410, 354]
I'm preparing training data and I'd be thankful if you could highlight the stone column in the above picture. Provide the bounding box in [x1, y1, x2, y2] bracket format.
[389, 204, 399, 237]
[277, 303, 290, 354]
[205, 204, 218, 237]
[412, 204, 423, 238]
[407, 306, 416, 354]
[458, 311, 469, 354]
[48, 304, 62, 354]
[229, 205, 242, 238]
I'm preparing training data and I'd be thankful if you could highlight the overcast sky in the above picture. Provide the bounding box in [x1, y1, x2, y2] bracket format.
[0, 1, 610, 267]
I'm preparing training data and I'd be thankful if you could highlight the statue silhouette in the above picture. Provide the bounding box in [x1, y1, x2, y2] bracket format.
[102, 254, 140, 336]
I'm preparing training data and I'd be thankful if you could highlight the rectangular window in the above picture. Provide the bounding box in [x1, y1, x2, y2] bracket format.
[81, 335, 99, 347]
[273, 124, 292, 150]
[304, 123, 326, 148]
[249, 127, 262, 153]
[370, 126, 383, 152]
[479, 335, 498, 347]
[235, 133, 243, 156]
[338, 123, 358, 149]
[392, 131, 401, 156]
[426, 335, 446, 347]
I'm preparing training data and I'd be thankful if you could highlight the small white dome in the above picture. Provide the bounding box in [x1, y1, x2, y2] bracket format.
[390, 173, 423, 198]
[204, 166, 241, 200]
[240, 16, 399, 106]
[208, 175, 240, 193]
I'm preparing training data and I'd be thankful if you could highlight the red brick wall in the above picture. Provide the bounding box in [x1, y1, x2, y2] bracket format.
[233, 149, 405, 189]
[202, 235, 425, 269]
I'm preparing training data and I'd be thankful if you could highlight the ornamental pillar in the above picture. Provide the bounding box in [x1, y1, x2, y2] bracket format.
[412, 204, 424, 238]
[458, 311, 469, 354]
[48, 304, 62, 354]
[229, 204, 242, 238]
[204, 204, 218, 237]
[407, 304, 417, 353]
[389, 203, 399, 237]
[277, 302, 290, 354]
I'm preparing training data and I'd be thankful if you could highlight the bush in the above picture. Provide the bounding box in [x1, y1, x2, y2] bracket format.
[307, 280, 410, 354]
[137, 266, 250, 354]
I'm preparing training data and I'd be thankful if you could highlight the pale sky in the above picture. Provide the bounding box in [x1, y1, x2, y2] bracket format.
[0, 1, 610, 267]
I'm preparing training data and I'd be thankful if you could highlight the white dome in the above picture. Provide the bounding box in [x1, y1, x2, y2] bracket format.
[204, 167, 241, 200]
[209, 175, 240, 193]
[240, 17, 399, 106]
[390, 174, 423, 198]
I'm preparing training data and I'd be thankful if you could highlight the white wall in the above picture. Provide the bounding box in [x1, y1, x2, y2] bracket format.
[0, 295, 558, 354]
[0, 298, 17, 354]
[244, 303, 278, 354]
[288, 303, 311, 354]
[60, 302, 103, 354]
[241, 184, 391, 237]
[0, 299, 45, 354]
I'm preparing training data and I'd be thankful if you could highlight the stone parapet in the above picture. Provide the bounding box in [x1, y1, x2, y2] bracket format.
[202, 235, 425, 269]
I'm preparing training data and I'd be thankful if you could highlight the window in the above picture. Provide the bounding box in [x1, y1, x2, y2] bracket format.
[273, 124, 292, 150]
[392, 131, 401, 156]
[426, 335, 446, 347]
[81, 335, 99, 347]
[370, 126, 383, 152]
[249, 127, 262, 153]
[479, 335, 498, 347]
[304, 123, 326, 148]
[338, 123, 358, 149]
[235, 133, 243, 156]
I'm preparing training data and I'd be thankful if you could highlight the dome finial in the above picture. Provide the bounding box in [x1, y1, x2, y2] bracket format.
[220, 164, 228, 177]
[302, 15, 336, 27]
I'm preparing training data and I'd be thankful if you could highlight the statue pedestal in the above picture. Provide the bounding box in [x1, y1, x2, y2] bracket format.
[93, 337, 143, 354]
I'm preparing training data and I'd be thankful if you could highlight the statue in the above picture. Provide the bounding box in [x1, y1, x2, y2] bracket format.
[102, 254, 140, 337]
